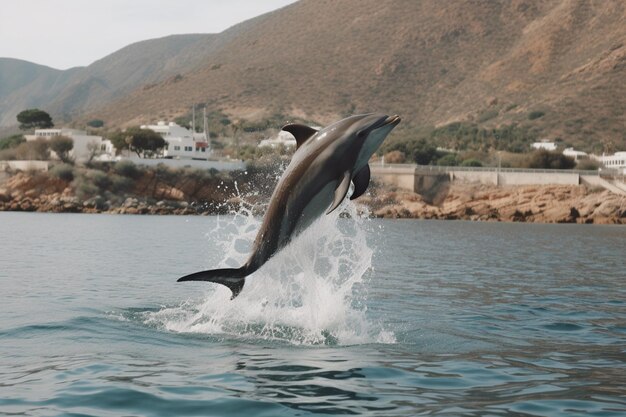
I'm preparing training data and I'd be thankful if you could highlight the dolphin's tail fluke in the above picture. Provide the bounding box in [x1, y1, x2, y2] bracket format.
[177, 266, 248, 299]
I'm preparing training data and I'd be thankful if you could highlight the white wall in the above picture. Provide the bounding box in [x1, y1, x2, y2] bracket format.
[0, 160, 49, 171]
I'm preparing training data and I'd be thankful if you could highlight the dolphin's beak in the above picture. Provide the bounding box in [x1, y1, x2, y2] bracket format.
[383, 115, 401, 127]
[369, 115, 401, 133]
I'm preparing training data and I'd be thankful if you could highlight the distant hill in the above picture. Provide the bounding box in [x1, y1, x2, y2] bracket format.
[2, 0, 625, 150]
[0, 34, 221, 126]
[0, 59, 81, 126]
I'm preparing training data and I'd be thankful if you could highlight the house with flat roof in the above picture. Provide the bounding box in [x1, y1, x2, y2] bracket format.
[259, 130, 297, 148]
[562, 147, 588, 161]
[25, 128, 114, 163]
[531, 140, 557, 151]
[592, 152, 626, 173]
[140, 121, 211, 160]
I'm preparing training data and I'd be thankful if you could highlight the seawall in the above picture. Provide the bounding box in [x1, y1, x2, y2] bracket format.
[371, 164, 614, 191]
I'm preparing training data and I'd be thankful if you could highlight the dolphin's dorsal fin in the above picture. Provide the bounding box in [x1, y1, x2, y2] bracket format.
[282, 124, 318, 149]
[327, 171, 352, 214]
[350, 164, 370, 200]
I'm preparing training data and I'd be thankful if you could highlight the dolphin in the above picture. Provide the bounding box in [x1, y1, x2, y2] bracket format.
[177, 113, 401, 298]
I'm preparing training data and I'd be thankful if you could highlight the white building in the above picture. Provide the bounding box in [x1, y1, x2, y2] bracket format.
[592, 152, 626, 173]
[140, 121, 210, 159]
[259, 130, 297, 148]
[531, 140, 558, 151]
[25, 128, 114, 163]
[562, 147, 588, 161]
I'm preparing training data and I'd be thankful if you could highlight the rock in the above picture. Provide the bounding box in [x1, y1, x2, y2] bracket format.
[123, 197, 139, 208]
[62, 202, 80, 213]
[593, 200, 620, 217]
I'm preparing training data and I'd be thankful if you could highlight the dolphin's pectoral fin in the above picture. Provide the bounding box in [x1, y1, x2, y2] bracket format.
[177, 266, 248, 299]
[281, 124, 318, 149]
[327, 171, 352, 214]
[350, 164, 371, 200]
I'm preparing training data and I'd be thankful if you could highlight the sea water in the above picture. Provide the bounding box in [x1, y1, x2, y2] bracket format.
[1, 210, 625, 416]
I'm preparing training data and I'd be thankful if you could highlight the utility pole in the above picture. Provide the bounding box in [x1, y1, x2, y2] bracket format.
[191, 105, 196, 134]
[203, 106, 209, 142]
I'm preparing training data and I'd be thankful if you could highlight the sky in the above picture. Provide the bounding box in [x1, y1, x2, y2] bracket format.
[0, 0, 297, 70]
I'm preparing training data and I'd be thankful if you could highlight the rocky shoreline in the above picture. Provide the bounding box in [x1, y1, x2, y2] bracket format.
[1, 171, 625, 224]
[361, 183, 626, 224]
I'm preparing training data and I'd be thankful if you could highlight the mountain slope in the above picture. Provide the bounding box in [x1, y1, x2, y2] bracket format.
[0, 58, 81, 125]
[91, 0, 626, 149]
[3, 0, 625, 150]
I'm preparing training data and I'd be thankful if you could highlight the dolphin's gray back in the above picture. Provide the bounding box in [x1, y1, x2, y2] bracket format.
[245, 143, 340, 270]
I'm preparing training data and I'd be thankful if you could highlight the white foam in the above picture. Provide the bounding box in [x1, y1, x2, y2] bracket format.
[146, 197, 396, 346]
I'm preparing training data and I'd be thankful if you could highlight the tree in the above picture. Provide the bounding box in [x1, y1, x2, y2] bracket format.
[49, 136, 73, 163]
[385, 138, 438, 165]
[14, 139, 50, 160]
[408, 139, 438, 165]
[87, 119, 104, 128]
[85, 141, 101, 163]
[125, 127, 166, 157]
[525, 150, 576, 170]
[16, 109, 54, 130]
[107, 130, 129, 155]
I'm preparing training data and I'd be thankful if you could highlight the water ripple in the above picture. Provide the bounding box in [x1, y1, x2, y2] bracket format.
[1, 214, 625, 416]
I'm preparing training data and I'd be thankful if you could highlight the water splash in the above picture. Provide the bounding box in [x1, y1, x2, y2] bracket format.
[146, 199, 395, 346]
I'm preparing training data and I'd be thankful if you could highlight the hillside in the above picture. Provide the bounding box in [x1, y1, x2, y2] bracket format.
[91, 0, 626, 150]
[2, 0, 625, 150]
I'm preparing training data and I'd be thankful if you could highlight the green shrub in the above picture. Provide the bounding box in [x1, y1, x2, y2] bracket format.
[436, 153, 459, 166]
[73, 177, 99, 200]
[528, 111, 545, 120]
[114, 160, 140, 178]
[50, 163, 74, 182]
[575, 159, 602, 171]
[460, 159, 483, 167]
[0, 134, 25, 150]
[385, 138, 438, 165]
[423, 122, 537, 153]
[110, 174, 133, 193]
[477, 109, 498, 123]
[524, 150, 576, 169]
[90, 170, 112, 190]
[87, 119, 104, 128]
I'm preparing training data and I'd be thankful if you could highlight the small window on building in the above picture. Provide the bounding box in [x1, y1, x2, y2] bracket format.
[174, 146, 180, 151]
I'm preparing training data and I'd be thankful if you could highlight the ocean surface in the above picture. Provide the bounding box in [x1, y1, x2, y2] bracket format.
[1, 209, 625, 416]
